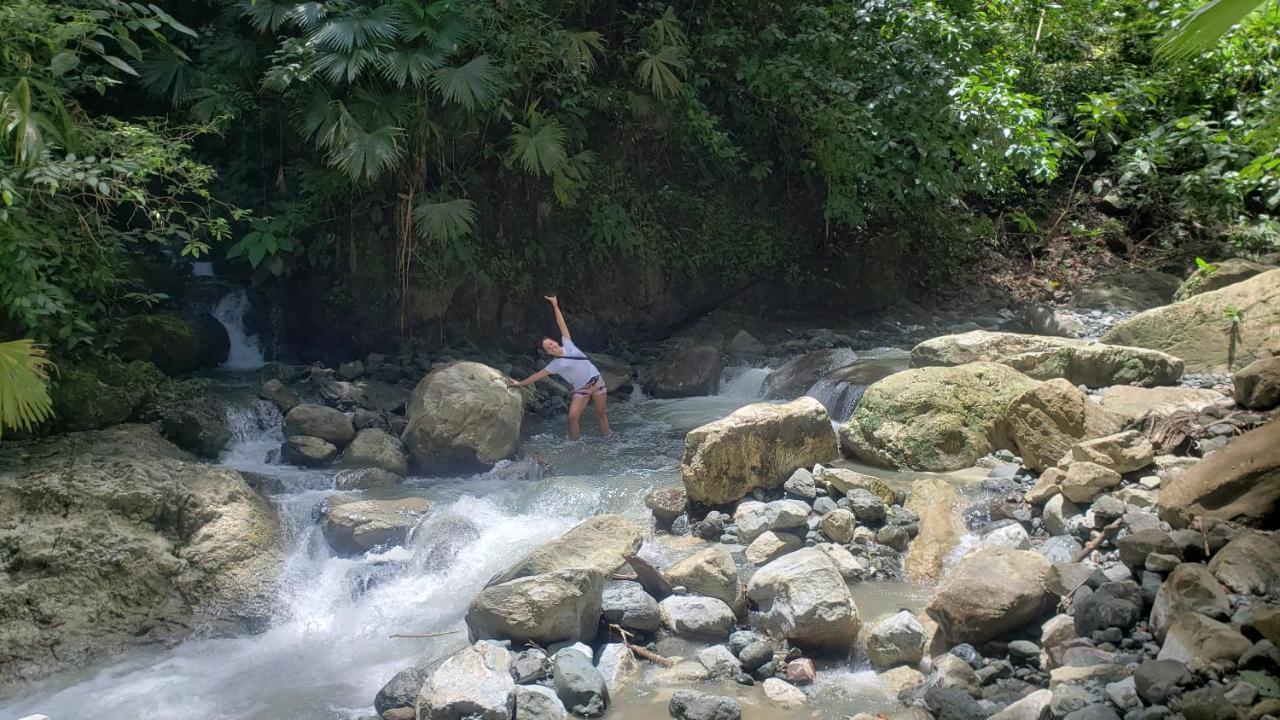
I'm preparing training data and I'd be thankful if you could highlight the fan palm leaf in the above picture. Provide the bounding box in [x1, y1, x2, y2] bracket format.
[330, 123, 404, 182]
[0, 339, 54, 437]
[412, 196, 477, 243]
[431, 55, 500, 112]
[636, 46, 686, 99]
[1155, 0, 1269, 63]
[508, 108, 568, 176]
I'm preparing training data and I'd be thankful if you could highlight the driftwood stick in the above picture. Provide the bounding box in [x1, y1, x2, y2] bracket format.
[389, 630, 460, 639]
[1071, 519, 1124, 563]
[609, 623, 675, 667]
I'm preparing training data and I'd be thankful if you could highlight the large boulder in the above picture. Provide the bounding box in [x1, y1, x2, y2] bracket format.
[664, 547, 745, 615]
[1150, 564, 1230, 641]
[1207, 532, 1280, 595]
[318, 497, 431, 555]
[402, 361, 523, 474]
[840, 362, 1038, 471]
[680, 397, 837, 505]
[551, 647, 608, 717]
[927, 548, 1052, 645]
[762, 349, 858, 399]
[1157, 613, 1252, 664]
[49, 358, 164, 432]
[116, 313, 206, 375]
[1157, 420, 1280, 528]
[903, 477, 965, 583]
[339, 428, 410, 476]
[1073, 269, 1182, 311]
[1002, 379, 1124, 471]
[0, 425, 281, 688]
[282, 435, 338, 466]
[1097, 385, 1226, 425]
[1233, 356, 1280, 410]
[647, 346, 722, 398]
[488, 515, 642, 586]
[1173, 258, 1276, 301]
[745, 547, 861, 652]
[911, 330, 1183, 388]
[1068, 431, 1154, 473]
[658, 596, 736, 640]
[866, 610, 927, 669]
[416, 642, 515, 720]
[284, 404, 355, 447]
[466, 569, 603, 646]
[1102, 268, 1280, 373]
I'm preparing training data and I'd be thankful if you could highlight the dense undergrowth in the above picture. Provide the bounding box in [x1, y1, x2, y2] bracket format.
[1, 0, 1278, 360]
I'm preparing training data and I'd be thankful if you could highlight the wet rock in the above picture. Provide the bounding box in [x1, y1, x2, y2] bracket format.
[376, 660, 437, 716]
[338, 428, 410, 476]
[259, 378, 301, 413]
[820, 508, 857, 544]
[733, 500, 810, 542]
[1158, 420, 1280, 529]
[1048, 664, 1129, 718]
[745, 531, 803, 565]
[594, 643, 640, 697]
[691, 511, 726, 540]
[1058, 462, 1122, 504]
[1133, 660, 1191, 706]
[667, 690, 741, 720]
[664, 547, 744, 615]
[658, 596, 735, 640]
[933, 653, 981, 694]
[1233, 356, 1280, 410]
[1208, 532, 1280, 595]
[785, 657, 816, 685]
[1074, 581, 1144, 636]
[747, 547, 861, 651]
[928, 548, 1052, 645]
[877, 525, 911, 552]
[979, 522, 1031, 551]
[924, 686, 985, 720]
[510, 649, 551, 684]
[815, 542, 867, 579]
[489, 515, 641, 585]
[1102, 269, 1280, 373]
[402, 361, 523, 474]
[1157, 613, 1251, 664]
[319, 497, 431, 555]
[600, 580, 660, 633]
[762, 678, 807, 708]
[879, 665, 927, 696]
[1070, 431, 1155, 474]
[515, 684, 567, 720]
[284, 404, 355, 447]
[697, 645, 742, 678]
[467, 569, 604, 646]
[783, 468, 817, 499]
[681, 398, 837, 505]
[840, 362, 1039, 471]
[648, 345, 722, 398]
[846, 489, 888, 523]
[334, 467, 402, 491]
[551, 647, 607, 717]
[868, 610, 927, 669]
[904, 477, 966, 582]
[1004, 379, 1124, 471]
[645, 485, 688, 524]
[988, 688, 1051, 720]
[416, 642, 515, 720]
[282, 434, 338, 466]
[816, 466, 896, 504]
[1150, 564, 1230, 641]
[737, 640, 774, 672]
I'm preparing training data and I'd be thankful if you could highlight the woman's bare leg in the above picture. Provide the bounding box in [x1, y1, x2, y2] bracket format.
[592, 390, 612, 437]
[567, 393, 590, 440]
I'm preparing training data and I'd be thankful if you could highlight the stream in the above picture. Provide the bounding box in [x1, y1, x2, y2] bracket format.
[1, 311, 973, 720]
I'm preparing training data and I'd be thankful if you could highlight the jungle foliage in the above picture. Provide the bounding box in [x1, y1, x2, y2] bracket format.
[1, 0, 1278, 356]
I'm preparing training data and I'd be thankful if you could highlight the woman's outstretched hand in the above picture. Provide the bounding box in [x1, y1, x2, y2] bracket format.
[545, 295, 558, 306]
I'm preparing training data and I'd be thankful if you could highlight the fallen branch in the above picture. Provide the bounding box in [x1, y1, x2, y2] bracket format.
[609, 624, 675, 667]
[1071, 518, 1124, 563]
[389, 630, 460, 639]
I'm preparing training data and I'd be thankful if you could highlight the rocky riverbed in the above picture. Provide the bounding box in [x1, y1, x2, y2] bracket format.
[2, 267, 1278, 720]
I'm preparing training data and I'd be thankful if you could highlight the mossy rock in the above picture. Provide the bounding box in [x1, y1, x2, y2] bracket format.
[118, 313, 204, 375]
[1173, 258, 1276, 302]
[50, 358, 164, 432]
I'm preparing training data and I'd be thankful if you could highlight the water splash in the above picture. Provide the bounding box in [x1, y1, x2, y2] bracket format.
[805, 378, 866, 422]
[211, 290, 265, 369]
[718, 366, 772, 399]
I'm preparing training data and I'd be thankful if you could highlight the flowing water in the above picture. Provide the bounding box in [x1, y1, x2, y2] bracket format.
[1, 366, 948, 720]
[211, 290, 266, 370]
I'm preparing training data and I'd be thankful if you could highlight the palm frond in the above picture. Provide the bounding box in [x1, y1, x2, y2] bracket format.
[0, 339, 54, 437]
[314, 47, 380, 84]
[508, 108, 568, 176]
[290, 1, 330, 29]
[381, 47, 446, 88]
[1154, 0, 1268, 63]
[563, 31, 605, 74]
[651, 6, 687, 48]
[329, 123, 404, 182]
[412, 196, 477, 243]
[311, 5, 403, 53]
[1, 78, 47, 164]
[431, 55, 500, 111]
[636, 46, 687, 99]
[240, 0, 297, 32]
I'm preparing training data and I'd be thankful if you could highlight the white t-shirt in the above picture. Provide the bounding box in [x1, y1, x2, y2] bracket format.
[545, 338, 602, 391]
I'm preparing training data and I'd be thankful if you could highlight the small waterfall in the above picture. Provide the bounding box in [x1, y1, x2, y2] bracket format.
[212, 290, 266, 369]
[806, 377, 866, 423]
[191, 261, 215, 277]
[718, 367, 771, 399]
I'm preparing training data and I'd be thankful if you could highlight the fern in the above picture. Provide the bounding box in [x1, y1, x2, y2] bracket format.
[412, 196, 478, 243]
[431, 55, 500, 111]
[0, 339, 54, 437]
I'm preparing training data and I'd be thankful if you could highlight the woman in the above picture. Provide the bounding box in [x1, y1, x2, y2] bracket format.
[508, 295, 613, 440]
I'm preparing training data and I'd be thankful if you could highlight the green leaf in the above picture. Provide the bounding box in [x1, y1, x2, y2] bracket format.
[431, 55, 500, 111]
[412, 197, 477, 244]
[508, 108, 568, 177]
[1154, 0, 1268, 63]
[0, 339, 55, 437]
[102, 55, 139, 77]
[50, 51, 80, 77]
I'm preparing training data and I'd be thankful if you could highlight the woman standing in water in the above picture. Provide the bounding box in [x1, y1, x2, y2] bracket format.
[508, 295, 613, 440]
